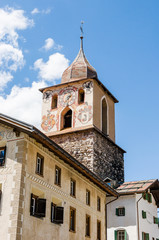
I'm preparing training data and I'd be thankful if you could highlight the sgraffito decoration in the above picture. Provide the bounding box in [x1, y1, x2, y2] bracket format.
[59, 86, 77, 107]
[77, 105, 92, 124]
[43, 90, 59, 103]
[0, 130, 14, 140]
[83, 81, 93, 94]
[41, 112, 55, 132]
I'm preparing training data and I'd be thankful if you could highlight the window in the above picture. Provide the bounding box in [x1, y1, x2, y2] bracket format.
[142, 192, 152, 203]
[52, 94, 58, 109]
[97, 220, 101, 240]
[97, 196, 101, 211]
[69, 207, 76, 232]
[55, 166, 61, 186]
[101, 98, 107, 135]
[51, 202, 64, 224]
[153, 217, 159, 224]
[142, 210, 147, 219]
[30, 193, 46, 218]
[63, 109, 72, 129]
[0, 147, 6, 166]
[70, 179, 76, 197]
[115, 230, 127, 240]
[116, 207, 125, 216]
[142, 232, 149, 240]
[86, 215, 90, 237]
[78, 89, 85, 104]
[86, 190, 90, 206]
[35, 153, 44, 176]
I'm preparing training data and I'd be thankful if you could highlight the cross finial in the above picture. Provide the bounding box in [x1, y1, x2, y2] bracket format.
[80, 21, 84, 50]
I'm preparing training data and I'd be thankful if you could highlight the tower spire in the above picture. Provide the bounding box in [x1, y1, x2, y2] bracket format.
[80, 21, 84, 50]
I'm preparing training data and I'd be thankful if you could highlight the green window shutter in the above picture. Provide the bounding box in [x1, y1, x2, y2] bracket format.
[142, 210, 146, 219]
[114, 230, 117, 240]
[146, 233, 149, 240]
[142, 232, 144, 240]
[146, 193, 149, 201]
[125, 230, 127, 240]
[142, 193, 146, 200]
[149, 194, 152, 203]
[116, 208, 119, 216]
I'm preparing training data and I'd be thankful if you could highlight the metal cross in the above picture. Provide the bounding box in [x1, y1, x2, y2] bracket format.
[80, 21, 84, 37]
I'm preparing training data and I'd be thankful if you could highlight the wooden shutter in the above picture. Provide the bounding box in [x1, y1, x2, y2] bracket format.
[114, 230, 117, 240]
[142, 210, 146, 219]
[30, 193, 33, 215]
[123, 208, 125, 216]
[51, 202, 54, 222]
[55, 206, 64, 224]
[146, 233, 149, 240]
[146, 193, 149, 201]
[37, 198, 46, 217]
[116, 208, 119, 216]
[125, 230, 127, 240]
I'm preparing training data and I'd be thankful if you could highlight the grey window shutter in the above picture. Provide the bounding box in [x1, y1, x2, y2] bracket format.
[56, 206, 64, 224]
[123, 208, 125, 216]
[30, 193, 33, 215]
[37, 198, 46, 217]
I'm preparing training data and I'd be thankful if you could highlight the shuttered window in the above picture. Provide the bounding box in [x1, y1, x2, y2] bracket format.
[142, 210, 147, 219]
[86, 215, 91, 237]
[55, 166, 61, 186]
[116, 207, 125, 216]
[35, 153, 44, 176]
[142, 232, 149, 240]
[86, 189, 90, 206]
[70, 179, 76, 197]
[97, 220, 101, 240]
[97, 196, 101, 211]
[69, 207, 76, 232]
[30, 193, 46, 218]
[51, 202, 64, 224]
[114, 230, 127, 240]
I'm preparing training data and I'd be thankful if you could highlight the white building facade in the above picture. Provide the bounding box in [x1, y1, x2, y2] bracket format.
[107, 180, 159, 240]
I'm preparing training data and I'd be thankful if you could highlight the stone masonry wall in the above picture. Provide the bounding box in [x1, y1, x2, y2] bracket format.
[51, 128, 124, 184]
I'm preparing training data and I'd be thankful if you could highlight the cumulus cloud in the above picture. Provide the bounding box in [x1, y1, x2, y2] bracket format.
[34, 53, 69, 82]
[0, 6, 33, 91]
[0, 81, 47, 128]
[42, 38, 54, 51]
[41, 38, 63, 52]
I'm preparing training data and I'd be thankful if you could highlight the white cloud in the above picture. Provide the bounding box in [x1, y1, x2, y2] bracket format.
[0, 6, 33, 91]
[34, 53, 69, 82]
[43, 38, 54, 51]
[0, 81, 47, 128]
[31, 8, 40, 15]
[31, 8, 51, 15]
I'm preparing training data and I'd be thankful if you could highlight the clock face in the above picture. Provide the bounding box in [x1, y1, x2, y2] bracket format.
[59, 88, 76, 107]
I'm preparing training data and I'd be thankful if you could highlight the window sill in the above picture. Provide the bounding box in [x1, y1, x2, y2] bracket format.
[54, 183, 61, 187]
[69, 229, 76, 233]
[35, 172, 44, 178]
[85, 235, 91, 238]
[70, 194, 76, 198]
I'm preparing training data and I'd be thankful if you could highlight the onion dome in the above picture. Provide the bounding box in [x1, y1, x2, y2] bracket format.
[61, 36, 97, 83]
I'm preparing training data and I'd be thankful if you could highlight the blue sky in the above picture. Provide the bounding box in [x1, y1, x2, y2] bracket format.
[0, 1, 159, 182]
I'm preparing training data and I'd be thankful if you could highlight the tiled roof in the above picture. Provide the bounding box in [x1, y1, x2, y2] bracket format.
[117, 179, 157, 194]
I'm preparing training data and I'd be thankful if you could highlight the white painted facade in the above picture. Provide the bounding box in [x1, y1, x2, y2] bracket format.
[107, 193, 159, 240]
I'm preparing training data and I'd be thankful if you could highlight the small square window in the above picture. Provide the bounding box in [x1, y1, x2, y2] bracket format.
[0, 147, 6, 167]
[35, 153, 44, 176]
[86, 189, 90, 206]
[69, 207, 76, 232]
[86, 214, 91, 237]
[97, 196, 101, 211]
[70, 179, 76, 197]
[116, 207, 125, 216]
[55, 166, 61, 186]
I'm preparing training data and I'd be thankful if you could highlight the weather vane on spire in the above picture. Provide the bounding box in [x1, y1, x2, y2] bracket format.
[80, 21, 84, 38]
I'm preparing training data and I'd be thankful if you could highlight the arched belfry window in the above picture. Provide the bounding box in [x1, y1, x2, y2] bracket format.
[102, 98, 107, 135]
[78, 89, 85, 104]
[61, 107, 72, 129]
[52, 94, 58, 109]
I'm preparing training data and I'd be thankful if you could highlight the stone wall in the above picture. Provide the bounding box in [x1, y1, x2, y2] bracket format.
[51, 128, 124, 185]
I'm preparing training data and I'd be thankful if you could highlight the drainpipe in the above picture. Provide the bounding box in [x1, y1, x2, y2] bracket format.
[136, 194, 142, 240]
[105, 196, 118, 240]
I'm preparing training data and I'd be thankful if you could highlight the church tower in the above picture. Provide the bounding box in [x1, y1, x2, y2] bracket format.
[40, 36, 125, 185]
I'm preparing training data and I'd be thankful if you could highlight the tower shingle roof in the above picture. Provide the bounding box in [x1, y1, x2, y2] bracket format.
[61, 37, 97, 83]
